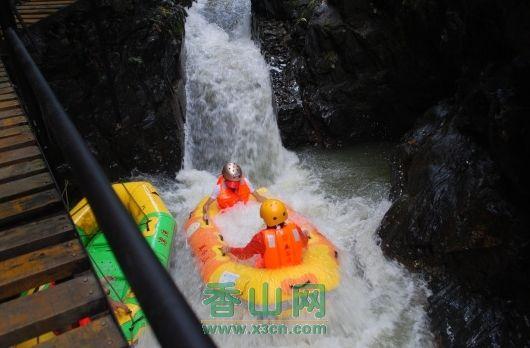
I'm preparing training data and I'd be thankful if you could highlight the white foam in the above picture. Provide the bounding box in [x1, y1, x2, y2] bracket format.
[137, 0, 433, 346]
[214, 201, 263, 246]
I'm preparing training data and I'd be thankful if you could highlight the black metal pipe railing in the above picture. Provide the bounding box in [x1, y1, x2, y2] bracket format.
[1, 14, 215, 348]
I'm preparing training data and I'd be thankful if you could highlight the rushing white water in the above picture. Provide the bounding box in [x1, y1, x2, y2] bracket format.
[138, 0, 433, 346]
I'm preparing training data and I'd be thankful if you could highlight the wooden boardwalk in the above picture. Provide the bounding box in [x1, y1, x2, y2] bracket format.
[0, 51, 126, 347]
[16, 0, 77, 26]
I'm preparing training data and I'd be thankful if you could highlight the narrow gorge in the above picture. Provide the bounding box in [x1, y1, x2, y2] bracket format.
[22, 0, 530, 346]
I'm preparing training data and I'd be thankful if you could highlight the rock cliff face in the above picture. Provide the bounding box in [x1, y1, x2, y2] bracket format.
[252, 0, 530, 345]
[376, 1, 530, 345]
[251, 0, 453, 147]
[380, 70, 530, 345]
[26, 0, 189, 183]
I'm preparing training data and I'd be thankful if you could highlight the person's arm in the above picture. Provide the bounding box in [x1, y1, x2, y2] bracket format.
[251, 190, 267, 203]
[245, 178, 267, 202]
[202, 197, 214, 223]
[296, 225, 309, 247]
[203, 184, 221, 223]
[228, 232, 265, 259]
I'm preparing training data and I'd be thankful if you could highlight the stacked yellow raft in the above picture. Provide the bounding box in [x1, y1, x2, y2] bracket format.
[16, 182, 176, 347]
[184, 189, 340, 304]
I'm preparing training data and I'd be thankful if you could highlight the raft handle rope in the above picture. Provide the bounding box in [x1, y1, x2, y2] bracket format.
[290, 280, 311, 289]
[61, 179, 70, 211]
[68, 185, 152, 326]
[87, 251, 135, 324]
[129, 315, 145, 332]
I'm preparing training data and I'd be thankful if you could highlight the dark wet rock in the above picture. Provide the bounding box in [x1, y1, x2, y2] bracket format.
[379, 55, 530, 346]
[253, 0, 530, 345]
[252, 17, 316, 147]
[25, 0, 188, 184]
[251, 0, 452, 147]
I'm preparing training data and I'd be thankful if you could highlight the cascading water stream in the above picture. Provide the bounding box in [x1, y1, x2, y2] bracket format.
[182, 0, 289, 184]
[138, 0, 434, 346]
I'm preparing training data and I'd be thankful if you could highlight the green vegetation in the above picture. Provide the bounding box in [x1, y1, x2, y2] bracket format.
[128, 56, 143, 65]
[150, 1, 186, 38]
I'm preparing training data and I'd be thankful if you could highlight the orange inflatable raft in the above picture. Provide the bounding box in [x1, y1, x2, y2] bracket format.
[184, 188, 340, 304]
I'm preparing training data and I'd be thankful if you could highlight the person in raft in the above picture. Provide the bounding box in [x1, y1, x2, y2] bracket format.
[223, 199, 309, 269]
[202, 162, 266, 223]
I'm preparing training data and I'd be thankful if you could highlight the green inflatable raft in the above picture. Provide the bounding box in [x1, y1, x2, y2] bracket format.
[70, 181, 176, 344]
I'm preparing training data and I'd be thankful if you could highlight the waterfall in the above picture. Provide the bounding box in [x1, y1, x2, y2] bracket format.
[138, 0, 433, 346]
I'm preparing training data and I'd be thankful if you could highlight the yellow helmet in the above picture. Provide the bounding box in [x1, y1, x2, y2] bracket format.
[260, 199, 288, 227]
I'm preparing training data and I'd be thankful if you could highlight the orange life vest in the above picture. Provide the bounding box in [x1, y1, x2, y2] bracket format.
[216, 176, 251, 209]
[261, 223, 304, 269]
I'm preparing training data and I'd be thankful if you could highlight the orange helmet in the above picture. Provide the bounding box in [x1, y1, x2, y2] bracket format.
[260, 199, 288, 227]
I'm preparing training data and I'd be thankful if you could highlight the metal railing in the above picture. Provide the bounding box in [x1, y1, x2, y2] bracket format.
[0, 2, 215, 347]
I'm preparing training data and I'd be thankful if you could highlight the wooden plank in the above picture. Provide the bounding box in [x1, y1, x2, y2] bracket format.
[0, 99, 19, 111]
[0, 93, 17, 102]
[0, 213, 75, 261]
[0, 108, 24, 120]
[0, 115, 28, 128]
[36, 316, 127, 348]
[0, 87, 15, 96]
[21, 14, 52, 19]
[0, 274, 106, 347]
[22, 0, 75, 3]
[0, 172, 54, 203]
[17, 3, 70, 7]
[19, 1, 74, 4]
[0, 125, 31, 139]
[0, 158, 46, 184]
[0, 146, 40, 167]
[0, 133, 35, 152]
[17, 5, 66, 10]
[20, 0, 75, 3]
[22, 0, 74, 3]
[0, 189, 61, 227]
[0, 240, 88, 300]
[20, 18, 42, 24]
[17, 8, 63, 13]
[17, 4, 71, 9]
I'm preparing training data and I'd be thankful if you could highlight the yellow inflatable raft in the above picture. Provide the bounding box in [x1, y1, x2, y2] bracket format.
[16, 182, 176, 347]
[184, 188, 340, 305]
